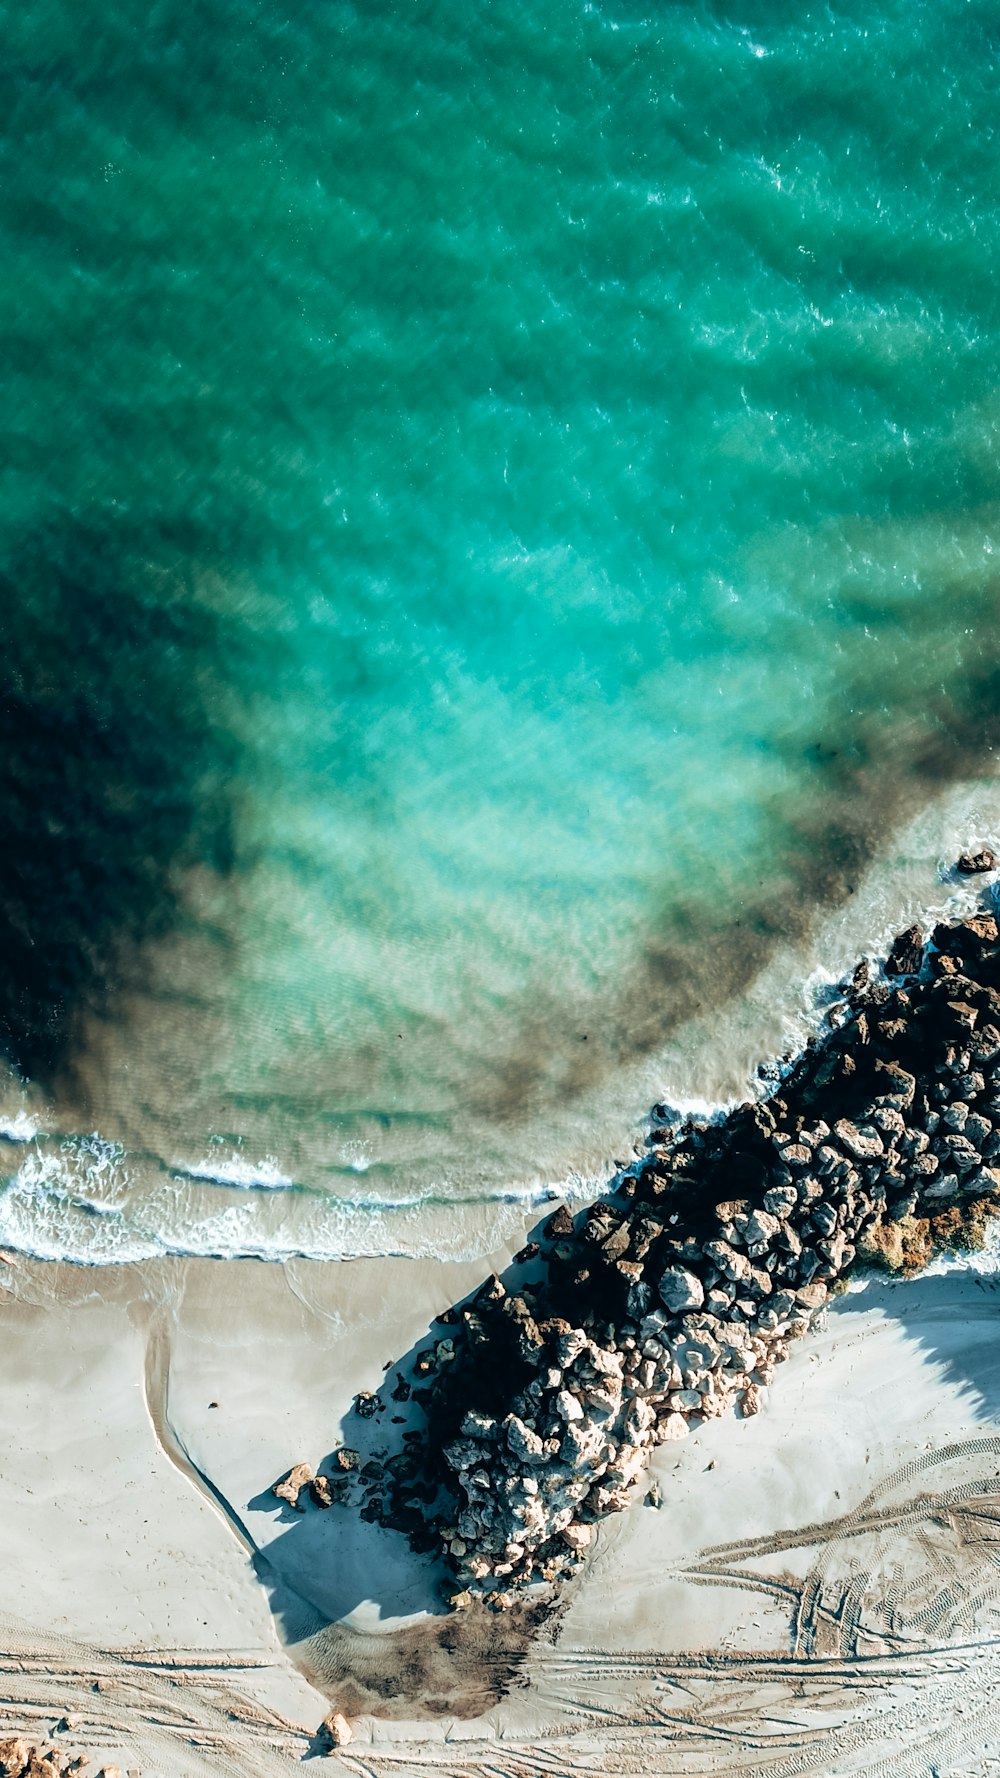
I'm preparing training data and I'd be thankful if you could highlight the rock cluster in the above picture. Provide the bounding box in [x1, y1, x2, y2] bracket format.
[0, 1739, 114, 1777]
[280, 899, 1000, 1608]
[401, 905, 1000, 1603]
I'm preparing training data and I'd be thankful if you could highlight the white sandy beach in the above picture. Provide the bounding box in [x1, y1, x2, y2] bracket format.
[0, 1241, 999, 1776]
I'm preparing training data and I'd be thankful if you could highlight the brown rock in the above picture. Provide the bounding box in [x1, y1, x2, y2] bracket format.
[715, 1198, 751, 1223]
[0, 1741, 30, 1778]
[956, 848, 996, 873]
[777, 1143, 812, 1171]
[795, 1282, 829, 1310]
[740, 1383, 765, 1416]
[873, 1059, 916, 1106]
[544, 1205, 574, 1239]
[273, 1461, 313, 1508]
[886, 924, 923, 976]
[560, 1520, 593, 1551]
[601, 1221, 632, 1262]
[321, 1711, 354, 1749]
[946, 1001, 978, 1031]
[309, 1474, 334, 1508]
[834, 1119, 884, 1161]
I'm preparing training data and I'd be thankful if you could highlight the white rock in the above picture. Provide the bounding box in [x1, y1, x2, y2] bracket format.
[505, 1414, 545, 1463]
[555, 1388, 584, 1422]
[553, 1328, 588, 1366]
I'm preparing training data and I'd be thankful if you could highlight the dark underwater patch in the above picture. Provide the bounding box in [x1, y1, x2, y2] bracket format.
[0, 523, 239, 1083]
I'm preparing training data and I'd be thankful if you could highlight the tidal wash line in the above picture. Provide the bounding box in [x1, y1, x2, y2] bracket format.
[279, 871, 1000, 1609]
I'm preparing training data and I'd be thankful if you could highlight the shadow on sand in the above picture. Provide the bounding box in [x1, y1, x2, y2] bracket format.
[247, 1205, 1000, 1733]
[244, 1207, 569, 1726]
[830, 1266, 1000, 1423]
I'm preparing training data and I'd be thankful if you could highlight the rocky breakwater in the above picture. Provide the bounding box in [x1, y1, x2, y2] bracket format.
[400, 905, 1000, 1607]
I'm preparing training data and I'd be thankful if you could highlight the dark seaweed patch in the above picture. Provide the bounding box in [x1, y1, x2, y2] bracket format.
[0, 523, 240, 1081]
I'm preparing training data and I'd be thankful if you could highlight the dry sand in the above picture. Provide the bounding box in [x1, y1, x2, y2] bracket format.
[0, 1239, 999, 1776]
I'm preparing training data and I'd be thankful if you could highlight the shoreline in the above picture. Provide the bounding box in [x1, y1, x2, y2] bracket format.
[4, 778, 1000, 1270]
[2, 868, 1000, 1768]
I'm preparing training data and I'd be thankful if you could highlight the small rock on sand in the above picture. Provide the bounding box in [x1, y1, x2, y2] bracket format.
[273, 1461, 313, 1508]
[321, 1710, 353, 1749]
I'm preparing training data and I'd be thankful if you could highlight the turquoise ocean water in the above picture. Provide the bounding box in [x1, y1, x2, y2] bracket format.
[3, 0, 1000, 1261]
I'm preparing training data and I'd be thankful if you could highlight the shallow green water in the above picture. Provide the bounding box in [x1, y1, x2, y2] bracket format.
[2, 0, 1000, 1259]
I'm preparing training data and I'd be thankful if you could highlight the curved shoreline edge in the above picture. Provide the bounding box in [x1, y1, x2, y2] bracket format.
[287, 881, 1000, 1610]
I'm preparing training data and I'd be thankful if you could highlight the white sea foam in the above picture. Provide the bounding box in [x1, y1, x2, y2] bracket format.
[0, 1140, 600, 1266]
[0, 1112, 39, 1144]
[174, 1155, 293, 1190]
[2, 777, 1000, 1270]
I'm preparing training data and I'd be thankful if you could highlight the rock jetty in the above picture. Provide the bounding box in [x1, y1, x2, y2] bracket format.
[290, 900, 1000, 1609]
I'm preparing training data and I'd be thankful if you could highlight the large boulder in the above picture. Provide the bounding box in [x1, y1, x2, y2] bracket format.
[658, 1265, 704, 1313]
[886, 923, 923, 975]
[834, 1119, 884, 1162]
[504, 1414, 546, 1464]
[321, 1710, 354, 1749]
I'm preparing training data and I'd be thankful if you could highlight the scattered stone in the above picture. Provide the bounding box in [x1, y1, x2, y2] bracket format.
[309, 1474, 334, 1508]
